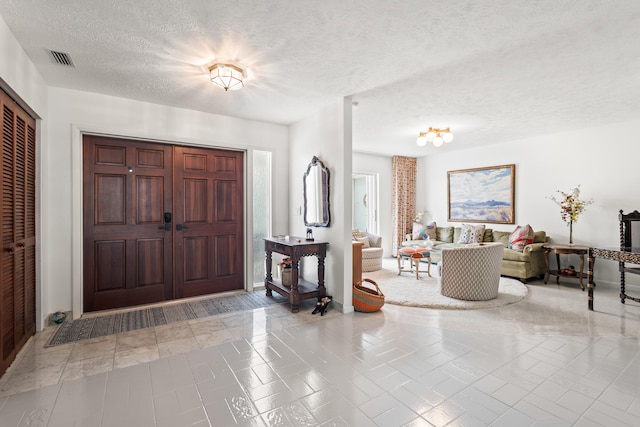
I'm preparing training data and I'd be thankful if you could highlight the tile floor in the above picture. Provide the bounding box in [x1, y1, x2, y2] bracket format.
[1, 261, 640, 426]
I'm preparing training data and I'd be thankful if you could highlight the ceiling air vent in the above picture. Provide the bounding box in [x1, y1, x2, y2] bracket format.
[46, 49, 75, 67]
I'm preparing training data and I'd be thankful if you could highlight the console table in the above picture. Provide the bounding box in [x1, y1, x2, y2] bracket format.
[543, 244, 590, 290]
[264, 236, 328, 313]
[588, 247, 640, 311]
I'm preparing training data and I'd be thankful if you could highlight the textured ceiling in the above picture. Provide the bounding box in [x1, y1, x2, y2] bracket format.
[1, 1, 640, 157]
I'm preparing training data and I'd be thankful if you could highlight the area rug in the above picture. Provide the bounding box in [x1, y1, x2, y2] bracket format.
[364, 259, 528, 310]
[46, 291, 286, 347]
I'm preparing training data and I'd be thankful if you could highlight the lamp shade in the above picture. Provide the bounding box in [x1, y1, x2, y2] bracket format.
[416, 135, 427, 146]
[209, 63, 245, 91]
[433, 136, 444, 147]
[425, 131, 437, 142]
[442, 132, 454, 143]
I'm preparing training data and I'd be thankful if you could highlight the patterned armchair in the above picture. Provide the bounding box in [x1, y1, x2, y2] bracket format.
[353, 230, 383, 272]
[438, 242, 504, 300]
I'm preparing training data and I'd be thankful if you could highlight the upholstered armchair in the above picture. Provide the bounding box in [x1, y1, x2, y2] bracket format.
[353, 230, 383, 272]
[438, 242, 504, 300]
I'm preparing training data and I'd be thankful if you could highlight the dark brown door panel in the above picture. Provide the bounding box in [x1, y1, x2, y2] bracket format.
[83, 136, 173, 312]
[1, 91, 36, 375]
[174, 146, 243, 299]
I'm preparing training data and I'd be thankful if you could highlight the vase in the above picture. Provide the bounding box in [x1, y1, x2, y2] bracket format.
[569, 220, 573, 246]
[281, 268, 292, 287]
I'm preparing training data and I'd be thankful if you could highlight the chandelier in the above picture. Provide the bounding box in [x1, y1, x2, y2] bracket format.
[416, 127, 454, 147]
[209, 63, 246, 91]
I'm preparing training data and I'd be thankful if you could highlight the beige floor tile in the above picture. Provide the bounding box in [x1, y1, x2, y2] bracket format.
[114, 344, 160, 369]
[116, 328, 158, 351]
[188, 317, 227, 335]
[155, 322, 196, 343]
[60, 354, 115, 382]
[9, 346, 71, 375]
[68, 335, 117, 363]
[157, 336, 201, 358]
[0, 364, 64, 397]
[194, 329, 237, 348]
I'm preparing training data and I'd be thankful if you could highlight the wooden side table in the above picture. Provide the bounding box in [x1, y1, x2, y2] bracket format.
[264, 236, 328, 313]
[543, 244, 590, 290]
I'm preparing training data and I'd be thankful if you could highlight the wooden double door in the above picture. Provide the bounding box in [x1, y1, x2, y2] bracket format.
[1, 90, 36, 375]
[83, 135, 244, 312]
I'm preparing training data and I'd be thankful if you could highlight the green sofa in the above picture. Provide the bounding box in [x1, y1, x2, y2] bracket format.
[403, 226, 549, 283]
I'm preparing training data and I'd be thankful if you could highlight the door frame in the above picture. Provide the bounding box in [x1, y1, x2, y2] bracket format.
[71, 127, 256, 317]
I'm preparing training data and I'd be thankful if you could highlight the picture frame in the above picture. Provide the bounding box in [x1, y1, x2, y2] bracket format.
[448, 164, 515, 224]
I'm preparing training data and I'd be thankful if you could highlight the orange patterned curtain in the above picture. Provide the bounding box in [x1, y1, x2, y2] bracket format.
[392, 156, 416, 255]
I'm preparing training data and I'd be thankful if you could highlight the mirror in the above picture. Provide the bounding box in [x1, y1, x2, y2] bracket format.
[304, 156, 330, 227]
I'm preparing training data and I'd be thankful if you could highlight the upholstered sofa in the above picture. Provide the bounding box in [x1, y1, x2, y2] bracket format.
[353, 230, 383, 272]
[403, 225, 548, 283]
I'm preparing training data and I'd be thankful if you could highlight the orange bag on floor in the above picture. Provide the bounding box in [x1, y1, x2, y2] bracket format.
[353, 278, 385, 312]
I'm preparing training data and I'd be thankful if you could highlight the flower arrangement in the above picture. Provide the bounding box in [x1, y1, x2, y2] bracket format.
[547, 185, 593, 244]
[279, 257, 292, 269]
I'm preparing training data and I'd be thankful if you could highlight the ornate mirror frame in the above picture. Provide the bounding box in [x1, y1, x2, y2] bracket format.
[303, 156, 331, 227]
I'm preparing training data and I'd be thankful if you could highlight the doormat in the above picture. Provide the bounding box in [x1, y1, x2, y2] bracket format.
[46, 292, 286, 347]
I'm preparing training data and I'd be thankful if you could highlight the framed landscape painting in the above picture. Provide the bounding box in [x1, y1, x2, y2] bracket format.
[448, 164, 515, 224]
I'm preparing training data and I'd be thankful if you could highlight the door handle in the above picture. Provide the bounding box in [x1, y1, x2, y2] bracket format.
[176, 224, 188, 231]
[17, 242, 25, 248]
[158, 212, 172, 231]
[6, 247, 14, 254]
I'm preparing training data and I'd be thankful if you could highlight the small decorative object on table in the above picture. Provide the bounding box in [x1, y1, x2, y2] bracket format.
[547, 185, 594, 245]
[280, 257, 293, 287]
[353, 278, 385, 312]
[306, 228, 314, 241]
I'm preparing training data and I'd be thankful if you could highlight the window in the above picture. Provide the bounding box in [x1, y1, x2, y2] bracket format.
[252, 151, 272, 285]
[352, 172, 379, 234]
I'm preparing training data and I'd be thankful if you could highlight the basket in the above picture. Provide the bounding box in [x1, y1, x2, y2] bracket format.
[353, 278, 385, 312]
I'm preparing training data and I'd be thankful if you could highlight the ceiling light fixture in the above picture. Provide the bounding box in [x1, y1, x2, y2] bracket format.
[416, 127, 454, 147]
[208, 63, 246, 91]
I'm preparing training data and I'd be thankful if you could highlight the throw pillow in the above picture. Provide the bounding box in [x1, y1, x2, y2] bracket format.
[509, 224, 535, 252]
[412, 222, 437, 240]
[423, 222, 437, 240]
[355, 236, 370, 248]
[437, 226, 454, 243]
[458, 224, 486, 244]
[493, 231, 511, 247]
[533, 231, 547, 243]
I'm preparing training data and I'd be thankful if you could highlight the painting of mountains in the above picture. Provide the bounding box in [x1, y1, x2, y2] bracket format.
[448, 164, 515, 224]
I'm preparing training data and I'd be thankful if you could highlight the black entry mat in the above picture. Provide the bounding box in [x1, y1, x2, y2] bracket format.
[47, 292, 285, 347]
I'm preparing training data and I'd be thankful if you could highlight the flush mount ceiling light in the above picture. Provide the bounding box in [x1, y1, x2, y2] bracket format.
[416, 127, 454, 147]
[208, 63, 246, 91]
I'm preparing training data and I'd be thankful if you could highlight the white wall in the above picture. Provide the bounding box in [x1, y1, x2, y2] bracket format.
[289, 98, 353, 312]
[353, 152, 393, 257]
[0, 15, 47, 116]
[421, 119, 640, 288]
[45, 87, 290, 325]
[1, 14, 49, 330]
